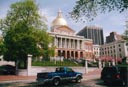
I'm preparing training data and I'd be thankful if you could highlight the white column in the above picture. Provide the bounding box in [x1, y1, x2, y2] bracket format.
[74, 39, 76, 49]
[60, 37, 62, 48]
[67, 39, 69, 48]
[75, 40, 77, 49]
[80, 40, 81, 49]
[81, 41, 83, 50]
[73, 39, 75, 49]
[77, 40, 79, 49]
[65, 38, 67, 48]
[72, 39, 74, 49]
[69, 39, 71, 48]
[70, 39, 72, 49]
[57, 38, 59, 48]
[68, 39, 70, 49]
[62, 38, 64, 48]
[71, 39, 72, 48]
[58, 38, 60, 48]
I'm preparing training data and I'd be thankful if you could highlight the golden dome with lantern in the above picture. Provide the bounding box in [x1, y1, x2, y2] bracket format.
[51, 10, 67, 27]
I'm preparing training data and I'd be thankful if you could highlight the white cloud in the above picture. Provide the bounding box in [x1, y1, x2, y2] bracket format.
[39, 8, 57, 31]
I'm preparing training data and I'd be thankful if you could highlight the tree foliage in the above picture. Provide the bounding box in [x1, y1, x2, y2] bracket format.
[70, 0, 128, 21]
[122, 21, 128, 41]
[0, 0, 53, 68]
[0, 37, 6, 56]
[122, 29, 128, 41]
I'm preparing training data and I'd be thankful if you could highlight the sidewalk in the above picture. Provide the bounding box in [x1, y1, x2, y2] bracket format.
[0, 68, 102, 83]
[82, 68, 102, 81]
[0, 76, 36, 83]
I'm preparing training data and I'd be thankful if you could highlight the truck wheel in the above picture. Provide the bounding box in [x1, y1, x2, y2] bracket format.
[75, 76, 82, 83]
[53, 78, 60, 86]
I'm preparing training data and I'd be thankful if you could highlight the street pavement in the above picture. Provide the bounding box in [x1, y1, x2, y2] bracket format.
[0, 68, 102, 83]
[83, 68, 102, 81]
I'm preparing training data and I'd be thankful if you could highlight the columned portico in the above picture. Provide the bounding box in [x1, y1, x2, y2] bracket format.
[56, 49, 84, 59]
[55, 36, 84, 50]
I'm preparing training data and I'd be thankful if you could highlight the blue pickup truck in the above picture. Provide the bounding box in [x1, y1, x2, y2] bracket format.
[36, 67, 83, 86]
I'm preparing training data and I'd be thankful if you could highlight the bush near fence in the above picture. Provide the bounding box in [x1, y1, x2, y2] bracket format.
[32, 60, 82, 66]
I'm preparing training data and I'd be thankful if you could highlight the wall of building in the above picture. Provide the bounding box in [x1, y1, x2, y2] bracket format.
[100, 40, 128, 59]
[77, 26, 104, 45]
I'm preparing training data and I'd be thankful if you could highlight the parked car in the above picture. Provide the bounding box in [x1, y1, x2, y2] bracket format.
[0, 65, 16, 75]
[36, 67, 83, 86]
[101, 66, 125, 85]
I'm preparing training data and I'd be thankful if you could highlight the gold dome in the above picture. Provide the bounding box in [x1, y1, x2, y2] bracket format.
[52, 10, 67, 27]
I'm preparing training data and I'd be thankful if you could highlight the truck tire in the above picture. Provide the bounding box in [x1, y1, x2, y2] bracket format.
[53, 78, 60, 86]
[75, 76, 82, 83]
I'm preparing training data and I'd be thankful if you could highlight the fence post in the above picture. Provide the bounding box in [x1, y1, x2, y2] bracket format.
[112, 59, 115, 66]
[102, 61, 105, 68]
[27, 54, 32, 76]
[98, 59, 102, 68]
[85, 59, 88, 74]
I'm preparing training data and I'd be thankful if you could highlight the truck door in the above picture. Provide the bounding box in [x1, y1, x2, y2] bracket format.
[56, 67, 67, 79]
[66, 68, 76, 79]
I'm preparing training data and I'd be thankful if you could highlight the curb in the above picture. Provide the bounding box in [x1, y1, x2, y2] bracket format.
[0, 79, 36, 84]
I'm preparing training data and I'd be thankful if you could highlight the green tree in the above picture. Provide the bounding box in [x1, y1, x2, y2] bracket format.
[70, 0, 128, 21]
[0, 0, 53, 69]
[0, 36, 6, 56]
[122, 29, 128, 41]
[122, 21, 128, 41]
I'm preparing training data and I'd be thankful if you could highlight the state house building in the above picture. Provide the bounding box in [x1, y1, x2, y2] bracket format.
[49, 10, 94, 60]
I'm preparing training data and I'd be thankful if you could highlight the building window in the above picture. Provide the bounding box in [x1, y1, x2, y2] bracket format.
[114, 50, 115, 53]
[86, 54, 88, 57]
[126, 43, 128, 46]
[120, 54, 122, 58]
[119, 48, 121, 52]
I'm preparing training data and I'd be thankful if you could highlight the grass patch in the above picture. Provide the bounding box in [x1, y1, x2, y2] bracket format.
[32, 60, 82, 66]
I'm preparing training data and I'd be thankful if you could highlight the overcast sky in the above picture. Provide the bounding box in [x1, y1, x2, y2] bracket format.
[0, 0, 127, 40]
